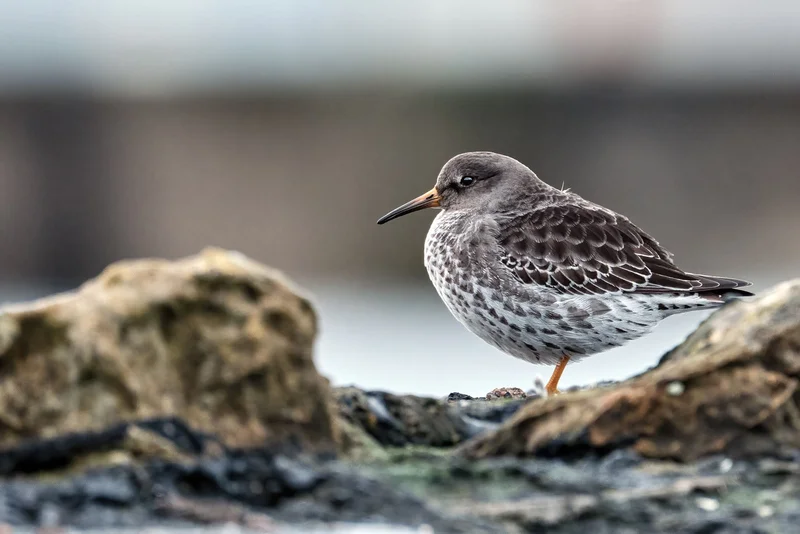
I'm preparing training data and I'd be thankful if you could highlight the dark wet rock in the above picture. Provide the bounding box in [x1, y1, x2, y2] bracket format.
[365, 452, 800, 534]
[11, 414, 798, 534]
[0, 417, 223, 476]
[334, 387, 468, 453]
[461, 279, 800, 462]
[0, 417, 502, 533]
[3, 394, 800, 534]
[0, 248, 335, 452]
[452, 395, 533, 430]
[334, 386, 530, 457]
[446, 392, 474, 401]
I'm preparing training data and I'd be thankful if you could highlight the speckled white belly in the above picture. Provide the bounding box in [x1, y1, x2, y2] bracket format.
[423, 212, 714, 366]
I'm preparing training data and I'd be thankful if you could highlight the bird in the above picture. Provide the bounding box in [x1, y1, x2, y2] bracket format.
[376, 151, 752, 397]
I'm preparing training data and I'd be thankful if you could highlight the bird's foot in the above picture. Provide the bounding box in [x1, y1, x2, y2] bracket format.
[485, 387, 527, 400]
[544, 355, 570, 397]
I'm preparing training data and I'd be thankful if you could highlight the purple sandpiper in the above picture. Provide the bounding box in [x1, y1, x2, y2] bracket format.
[377, 152, 752, 396]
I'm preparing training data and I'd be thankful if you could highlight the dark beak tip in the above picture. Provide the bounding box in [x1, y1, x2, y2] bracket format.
[377, 188, 439, 226]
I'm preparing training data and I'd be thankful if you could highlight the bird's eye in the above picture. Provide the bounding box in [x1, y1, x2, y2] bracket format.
[459, 176, 475, 187]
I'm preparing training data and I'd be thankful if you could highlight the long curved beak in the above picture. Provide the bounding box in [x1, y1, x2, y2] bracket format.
[377, 187, 441, 224]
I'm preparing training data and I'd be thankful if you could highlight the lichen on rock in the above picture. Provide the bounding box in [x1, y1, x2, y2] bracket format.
[0, 248, 335, 452]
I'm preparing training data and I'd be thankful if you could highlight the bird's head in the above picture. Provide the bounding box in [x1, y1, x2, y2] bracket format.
[377, 151, 543, 224]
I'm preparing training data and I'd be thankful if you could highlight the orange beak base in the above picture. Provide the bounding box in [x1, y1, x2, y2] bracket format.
[377, 187, 441, 224]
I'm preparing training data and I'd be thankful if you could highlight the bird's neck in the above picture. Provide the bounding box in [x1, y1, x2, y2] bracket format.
[488, 183, 562, 215]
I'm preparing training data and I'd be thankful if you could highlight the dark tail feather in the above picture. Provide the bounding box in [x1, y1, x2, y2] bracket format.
[694, 275, 754, 302]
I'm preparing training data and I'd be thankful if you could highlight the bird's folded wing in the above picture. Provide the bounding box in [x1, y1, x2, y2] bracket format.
[497, 204, 737, 296]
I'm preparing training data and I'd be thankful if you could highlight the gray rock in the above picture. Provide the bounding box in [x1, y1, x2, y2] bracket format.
[0, 248, 335, 452]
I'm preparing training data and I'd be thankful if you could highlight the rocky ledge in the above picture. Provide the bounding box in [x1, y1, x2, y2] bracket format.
[1, 249, 799, 533]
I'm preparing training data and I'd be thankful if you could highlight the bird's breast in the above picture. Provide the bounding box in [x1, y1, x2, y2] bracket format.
[424, 211, 491, 288]
[423, 211, 502, 326]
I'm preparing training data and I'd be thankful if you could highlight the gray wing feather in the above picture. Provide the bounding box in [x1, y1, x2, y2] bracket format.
[498, 204, 751, 296]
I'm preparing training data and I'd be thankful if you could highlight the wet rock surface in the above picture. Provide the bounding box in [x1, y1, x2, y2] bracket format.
[1, 256, 800, 532]
[370, 451, 800, 533]
[3, 413, 799, 533]
[0, 416, 502, 533]
[334, 386, 531, 455]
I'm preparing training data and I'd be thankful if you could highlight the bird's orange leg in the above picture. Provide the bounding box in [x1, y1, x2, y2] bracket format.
[545, 355, 570, 396]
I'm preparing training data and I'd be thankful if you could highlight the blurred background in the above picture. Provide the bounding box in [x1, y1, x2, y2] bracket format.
[1, 0, 798, 396]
